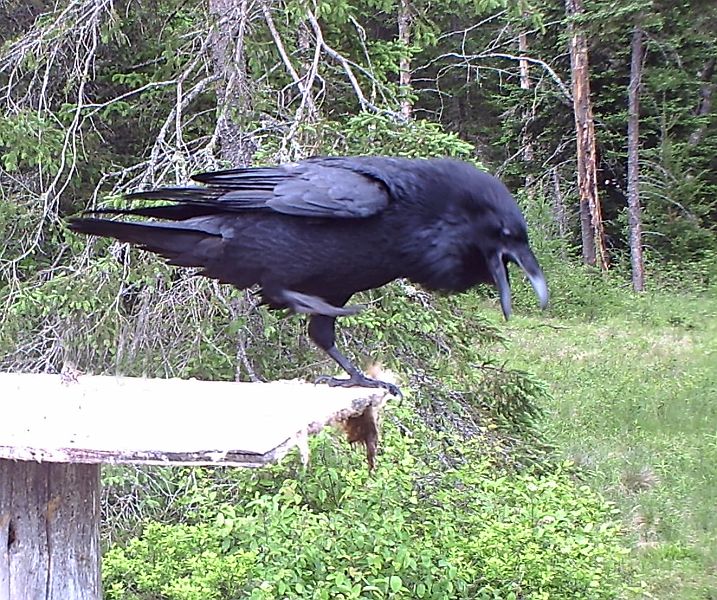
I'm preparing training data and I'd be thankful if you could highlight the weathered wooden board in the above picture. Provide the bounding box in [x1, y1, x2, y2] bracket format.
[0, 461, 100, 600]
[0, 373, 386, 467]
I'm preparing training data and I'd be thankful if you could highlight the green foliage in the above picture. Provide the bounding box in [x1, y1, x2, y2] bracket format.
[0, 198, 40, 270]
[103, 415, 633, 600]
[638, 137, 717, 263]
[0, 110, 64, 173]
[499, 286, 717, 598]
[254, 112, 477, 163]
[511, 255, 629, 321]
[338, 113, 477, 158]
[103, 522, 256, 600]
[340, 288, 548, 441]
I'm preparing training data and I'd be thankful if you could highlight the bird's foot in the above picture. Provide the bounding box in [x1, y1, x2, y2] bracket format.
[315, 374, 402, 399]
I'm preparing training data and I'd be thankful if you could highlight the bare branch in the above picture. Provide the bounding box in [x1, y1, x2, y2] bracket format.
[304, 7, 402, 121]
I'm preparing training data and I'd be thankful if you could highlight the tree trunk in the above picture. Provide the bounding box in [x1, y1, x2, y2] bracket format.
[518, 27, 534, 164]
[566, 0, 609, 270]
[397, 0, 413, 119]
[0, 461, 101, 600]
[208, 0, 254, 166]
[688, 56, 715, 146]
[627, 25, 645, 292]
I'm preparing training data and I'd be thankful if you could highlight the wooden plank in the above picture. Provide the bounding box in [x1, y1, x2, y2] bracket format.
[0, 373, 386, 467]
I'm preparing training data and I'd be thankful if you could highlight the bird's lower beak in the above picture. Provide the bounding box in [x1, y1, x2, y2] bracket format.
[489, 247, 548, 319]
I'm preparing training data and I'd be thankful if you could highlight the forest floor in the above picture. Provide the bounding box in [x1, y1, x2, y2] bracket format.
[493, 286, 717, 599]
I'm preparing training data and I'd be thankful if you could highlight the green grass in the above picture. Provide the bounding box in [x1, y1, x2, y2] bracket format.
[494, 286, 717, 599]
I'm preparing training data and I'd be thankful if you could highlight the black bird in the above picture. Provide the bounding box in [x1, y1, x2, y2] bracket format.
[68, 156, 548, 395]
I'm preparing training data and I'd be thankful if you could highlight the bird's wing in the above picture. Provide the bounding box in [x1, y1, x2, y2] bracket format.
[188, 162, 391, 219]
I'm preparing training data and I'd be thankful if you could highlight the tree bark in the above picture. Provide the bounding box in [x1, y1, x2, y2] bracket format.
[518, 27, 534, 164]
[566, 0, 609, 270]
[688, 56, 715, 146]
[208, 0, 254, 166]
[397, 0, 413, 119]
[0, 461, 100, 600]
[627, 26, 645, 292]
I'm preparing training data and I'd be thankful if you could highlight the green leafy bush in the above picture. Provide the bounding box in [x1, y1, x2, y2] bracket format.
[103, 413, 634, 600]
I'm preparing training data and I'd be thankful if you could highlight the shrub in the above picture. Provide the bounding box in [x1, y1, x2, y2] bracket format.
[103, 413, 634, 600]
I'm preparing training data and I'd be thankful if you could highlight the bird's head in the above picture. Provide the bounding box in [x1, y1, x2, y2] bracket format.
[462, 168, 549, 319]
[482, 217, 549, 319]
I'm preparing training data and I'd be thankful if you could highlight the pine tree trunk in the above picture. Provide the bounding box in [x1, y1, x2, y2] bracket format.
[518, 28, 534, 164]
[566, 0, 609, 270]
[0, 461, 101, 600]
[627, 26, 645, 291]
[398, 0, 413, 119]
[518, 24, 536, 200]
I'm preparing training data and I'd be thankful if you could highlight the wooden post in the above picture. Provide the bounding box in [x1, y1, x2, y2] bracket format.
[0, 461, 100, 600]
[0, 373, 388, 599]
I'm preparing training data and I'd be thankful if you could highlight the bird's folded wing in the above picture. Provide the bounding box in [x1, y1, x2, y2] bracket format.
[191, 162, 391, 219]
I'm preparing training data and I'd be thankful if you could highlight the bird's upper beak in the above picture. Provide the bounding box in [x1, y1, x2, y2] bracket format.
[488, 246, 548, 319]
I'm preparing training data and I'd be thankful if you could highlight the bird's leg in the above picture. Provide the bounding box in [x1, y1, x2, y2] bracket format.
[308, 315, 402, 397]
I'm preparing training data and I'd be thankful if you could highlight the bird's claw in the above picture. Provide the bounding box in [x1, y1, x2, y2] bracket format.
[314, 374, 403, 399]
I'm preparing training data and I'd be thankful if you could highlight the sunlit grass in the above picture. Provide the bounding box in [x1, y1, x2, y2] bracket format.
[493, 286, 717, 599]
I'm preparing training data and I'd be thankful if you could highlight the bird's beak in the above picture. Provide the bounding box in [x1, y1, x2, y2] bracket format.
[489, 247, 548, 319]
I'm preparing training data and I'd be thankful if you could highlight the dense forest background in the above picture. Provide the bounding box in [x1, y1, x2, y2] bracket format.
[1, 0, 715, 373]
[1, 0, 715, 598]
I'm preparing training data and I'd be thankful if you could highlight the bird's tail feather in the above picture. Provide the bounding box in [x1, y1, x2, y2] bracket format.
[88, 183, 274, 220]
[67, 218, 220, 266]
[94, 187, 228, 220]
[124, 186, 222, 203]
[85, 203, 223, 221]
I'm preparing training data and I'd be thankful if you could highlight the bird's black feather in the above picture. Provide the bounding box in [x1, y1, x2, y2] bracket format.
[68, 156, 548, 394]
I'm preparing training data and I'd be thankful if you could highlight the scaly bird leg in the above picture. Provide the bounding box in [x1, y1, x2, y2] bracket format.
[308, 314, 402, 398]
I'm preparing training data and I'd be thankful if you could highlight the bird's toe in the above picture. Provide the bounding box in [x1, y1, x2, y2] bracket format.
[313, 374, 402, 398]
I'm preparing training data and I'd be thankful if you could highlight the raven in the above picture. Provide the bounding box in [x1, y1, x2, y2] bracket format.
[68, 156, 548, 395]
